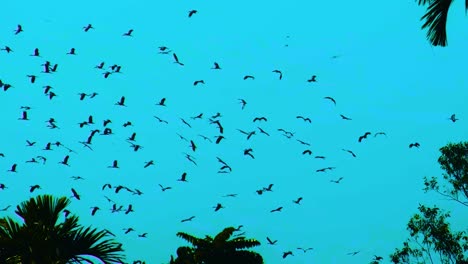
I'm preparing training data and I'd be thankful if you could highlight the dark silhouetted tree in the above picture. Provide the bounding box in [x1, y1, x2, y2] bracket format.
[0, 195, 125, 263]
[416, 0, 468, 47]
[170, 226, 263, 264]
[423, 142, 468, 207]
[390, 204, 467, 263]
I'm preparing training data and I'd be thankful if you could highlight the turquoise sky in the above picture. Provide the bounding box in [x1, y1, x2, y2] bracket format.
[1, 0, 467, 263]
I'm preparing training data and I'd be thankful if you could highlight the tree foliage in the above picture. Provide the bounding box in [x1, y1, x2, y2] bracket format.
[0, 195, 125, 264]
[390, 205, 468, 263]
[423, 142, 468, 207]
[170, 226, 263, 264]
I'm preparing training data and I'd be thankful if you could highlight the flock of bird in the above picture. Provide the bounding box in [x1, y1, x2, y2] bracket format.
[0, 16, 461, 264]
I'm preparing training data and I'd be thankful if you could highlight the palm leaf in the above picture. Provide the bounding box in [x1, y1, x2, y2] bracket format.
[420, 0, 454, 46]
[213, 227, 235, 245]
[15, 195, 70, 229]
[417, 0, 435, 5]
[227, 238, 261, 250]
[60, 226, 125, 263]
[176, 232, 203, 247]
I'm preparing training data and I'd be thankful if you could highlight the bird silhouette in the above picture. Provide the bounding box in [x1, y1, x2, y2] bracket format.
[83, 24, 94, 32]
[156, 98, 166, 106]
[67, 48, 76, 55]
[296, 116, 312, 123]
[90, 207, 100, 216]
[213, 203, 224, 211]
[158, 184, 172, 192]
[59, 155, 70, 166]
[238, 99, 247, 109]
[244, 148, 255, 159]
[7, 164, 17, 173]
[358, 132, 371, 142]
[297, 247, 314, 253]
[342, 149, 356, 157]
[193, 80, 205, 86]
[123, 29, 134, 37]
[270, 206, 283, 213]
[307, 75, 316, 82]
[181, 216, 195, 222]
[293, 197, 303, 204]
[409, 142, 420, 148]
[211, 62, 221, 69]
[266, 237, 277, 245]
[178, 172, 188, 182]
[340, 114, 352, 120]
[115, 96, 126, 106]
[272, 70, 282, 80]
[173, 53, 184, 66]
[71, 188, 80, 200]
[29, 185, 41, 193]
[448, 114, 459, 122]
[324, 96, 336, 105]
[253, 117, 267, 122]
[283, 251, 294, 258]
[374, 132, 387, 137]
[188, 10, 198, 17]
[14, 25, 23, 35]
[330, 177, 344, 184]
[108, 160, 119, 169]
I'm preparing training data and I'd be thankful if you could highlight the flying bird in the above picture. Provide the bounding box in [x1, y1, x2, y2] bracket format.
[293, 197, 303, 204]
[115, 96, 126, 106]
[83, 24, 94, 32]
[409, 142, 420, 148]
[307, 75, 317, 82]
[324, 97, 336, 105]
[374, 132, 387, 137]
[340, 114, 352, 120]
[71, 188, 80, 200]
[14, 25, 23, 35]
[156, 97, 166, 106]
[266, 237, 277, 245]
[188, 10, 198, 17]
[178, 172, 188, 182]
[173, 53, 184, 66]
[330, 177, 344, 184]
[123, 29, 134, 37]
[342, 149, 356, 157]
[448, 114, 459, 122]
[270, 206, 283, 213]
[297, 247, 314, 253]
[272, 70, 282, 80]
[181, 216, 195, 222]
[213, 203, 224, 212]
[358, 132, 371, 142]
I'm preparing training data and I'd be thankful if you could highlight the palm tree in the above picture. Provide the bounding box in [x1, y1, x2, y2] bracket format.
[171, 226, 263, 264]
[416, 0, 468, 46]
[0, 195, 125, 263]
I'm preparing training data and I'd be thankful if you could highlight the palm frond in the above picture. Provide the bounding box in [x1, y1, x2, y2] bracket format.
[15, 195, 70, 228]
[60, 226, 125, 263]
[227, 238, 261, 250]
[420, 0, 454, 46]
[417, 0, 435, 5]
[176, 232, 202, 247]
[213, 227, 235, 245]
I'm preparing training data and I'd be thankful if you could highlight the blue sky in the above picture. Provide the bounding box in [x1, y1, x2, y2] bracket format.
[1, 0, 467, 263]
